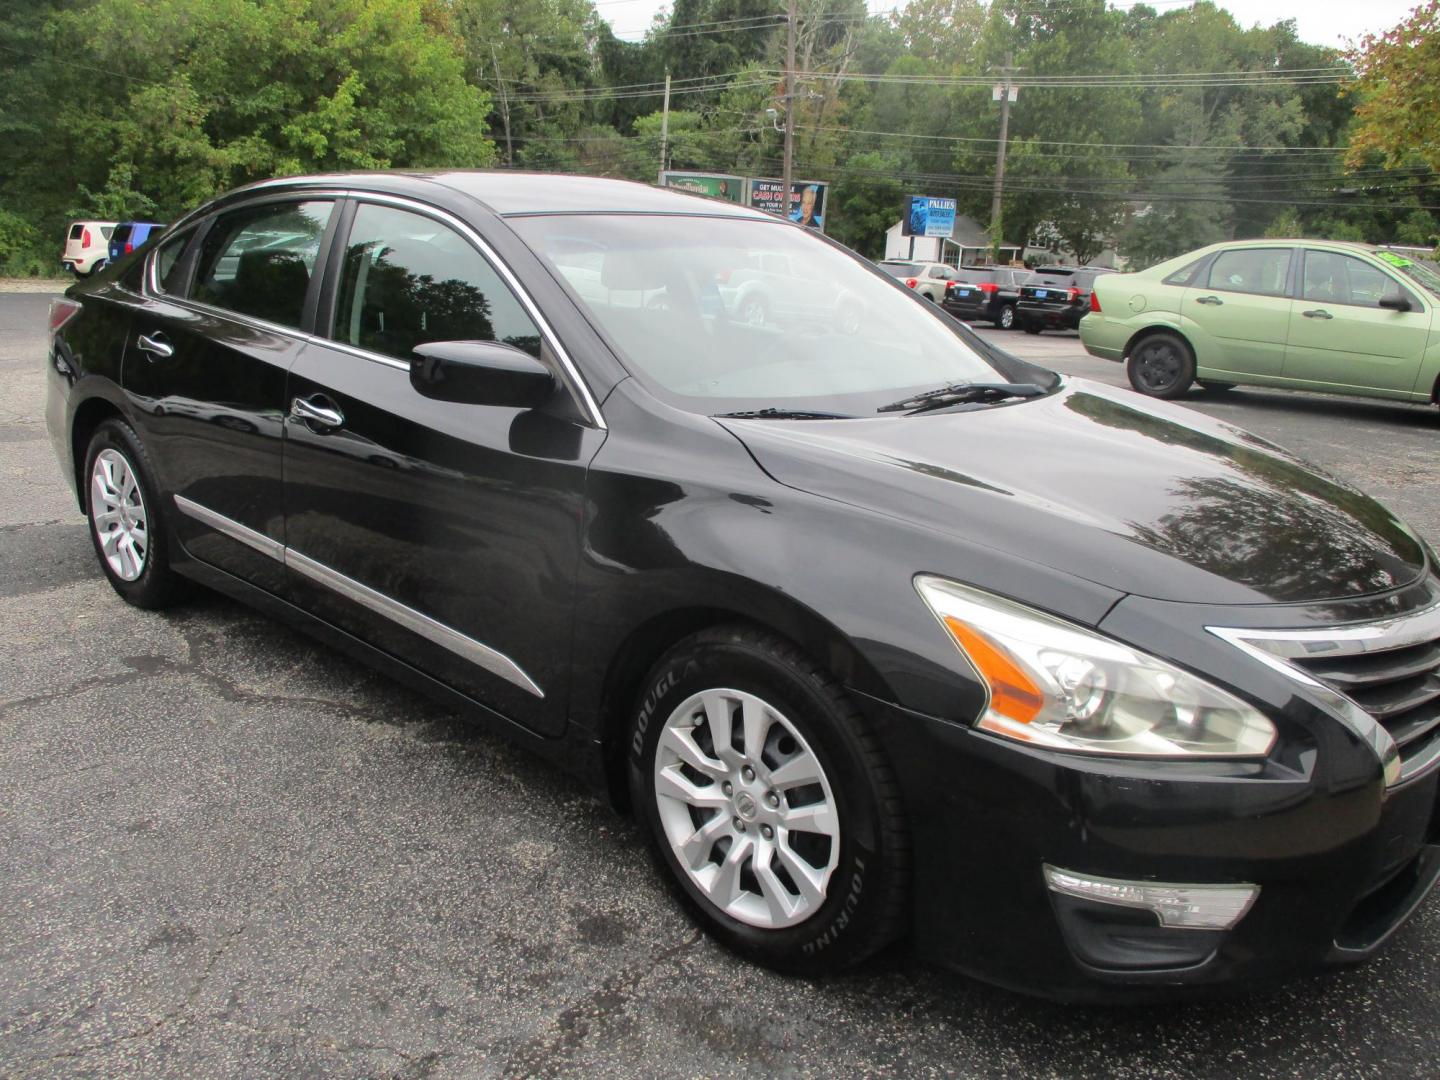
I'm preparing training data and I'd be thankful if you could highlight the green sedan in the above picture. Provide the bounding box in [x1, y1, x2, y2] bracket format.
[1079, 240, 1440, 406]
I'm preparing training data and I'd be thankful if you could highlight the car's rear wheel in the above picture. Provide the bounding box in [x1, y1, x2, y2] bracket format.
[739, 296, 769, 327]
[996, 305, 1016, 329]
[1127, 332, 1196, 399]
[629, 625, 908, 974]
[83, 419, 184, 609]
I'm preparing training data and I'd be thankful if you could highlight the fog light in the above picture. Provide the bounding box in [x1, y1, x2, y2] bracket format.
[1043, 865, 1258, 930]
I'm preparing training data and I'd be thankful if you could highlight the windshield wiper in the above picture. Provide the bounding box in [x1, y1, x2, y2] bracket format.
[876, 381, 1047, 415]
[714, 408, 853, 420]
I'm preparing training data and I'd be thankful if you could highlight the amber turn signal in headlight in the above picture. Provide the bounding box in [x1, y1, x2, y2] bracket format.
[915, 576, 1276, 757]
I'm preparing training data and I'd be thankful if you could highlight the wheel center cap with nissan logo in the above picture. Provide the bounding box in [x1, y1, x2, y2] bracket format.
[734, 791, 758, 820]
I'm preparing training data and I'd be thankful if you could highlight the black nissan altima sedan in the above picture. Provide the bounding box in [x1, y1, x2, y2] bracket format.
[45, 172, 1440, 1002]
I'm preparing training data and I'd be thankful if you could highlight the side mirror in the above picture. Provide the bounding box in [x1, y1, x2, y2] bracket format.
[1378, 294, 1413, 312]
[410, 340, 554, 407]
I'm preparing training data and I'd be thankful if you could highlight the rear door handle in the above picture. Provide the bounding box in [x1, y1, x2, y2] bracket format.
[137, 332, 173, 359]
[290, 395, 345, 430]
[1302, 309, 1333, 320]
[1194, 295, 1223, 306]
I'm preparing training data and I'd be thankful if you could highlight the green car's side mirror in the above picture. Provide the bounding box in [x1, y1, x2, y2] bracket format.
[1378, 294, 1413, 312]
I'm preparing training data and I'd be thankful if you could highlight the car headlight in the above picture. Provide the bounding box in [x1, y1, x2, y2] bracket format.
[915, 576, 1276, 757]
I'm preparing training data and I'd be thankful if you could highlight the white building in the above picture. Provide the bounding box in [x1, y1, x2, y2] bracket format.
[883, 213, 1022, 266]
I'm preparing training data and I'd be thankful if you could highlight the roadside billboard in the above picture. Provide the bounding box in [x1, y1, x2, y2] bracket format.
[902, 195, 957, 239]
[747, 178, 827, 231]
[661, 171, 743, 203]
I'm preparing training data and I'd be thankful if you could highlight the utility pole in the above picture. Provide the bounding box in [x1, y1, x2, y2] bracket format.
[781, 0, 798, 214]
[657, 71, 671, 185]
[491, 46, 513, 167]
[989, 53, 1020, 261]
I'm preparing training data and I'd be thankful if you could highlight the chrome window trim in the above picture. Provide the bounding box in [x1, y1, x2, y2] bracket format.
[172, 495, 544, 699]
[336, 192, 606, 429]
[1207, 599, 1440, 789]
[145, 189, 351, 305]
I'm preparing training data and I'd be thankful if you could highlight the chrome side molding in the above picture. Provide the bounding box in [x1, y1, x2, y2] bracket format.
[172, 495, 544, 699]
[173, 494, 285, 562]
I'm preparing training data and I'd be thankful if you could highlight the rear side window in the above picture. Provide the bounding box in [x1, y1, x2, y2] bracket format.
[191, 200, 334, 329]
[332, 202, 542, 361]
[68, 223, 83, 240]
[1206, 248, 1291, 297]
[1163, 256, 1208, 287]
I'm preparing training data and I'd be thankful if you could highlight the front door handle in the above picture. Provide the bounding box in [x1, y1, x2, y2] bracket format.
[1194, 295, 1224, 306]
[137, 332, 173, 359]
[290, 395, 345, 430]
[1302, 309, 1334, 320]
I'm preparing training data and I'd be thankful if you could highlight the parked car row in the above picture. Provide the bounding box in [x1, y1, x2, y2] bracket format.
[60, 219, 165, 277]
[878, 259, 1116, 334]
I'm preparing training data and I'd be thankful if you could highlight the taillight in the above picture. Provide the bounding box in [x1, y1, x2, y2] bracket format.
[905, 278, 918, 288]
[1067, 287, 1081, 303]
[124, 242, 134, 254]
[978, 282, 999, 294]
[82, 228, 92, 247]
[48, 298, 82, 336]
[1090, 290, 1102, 313]
[715, 269, 732, 283]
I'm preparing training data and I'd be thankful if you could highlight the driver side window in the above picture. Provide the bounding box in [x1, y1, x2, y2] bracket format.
[332, 203, 542, 361]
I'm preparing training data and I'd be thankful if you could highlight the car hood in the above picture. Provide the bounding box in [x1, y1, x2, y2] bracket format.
[718, 380, 1427, 605]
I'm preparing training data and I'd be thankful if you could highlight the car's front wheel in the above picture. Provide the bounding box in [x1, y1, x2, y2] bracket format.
[83, 419, 185, 609]
[629, 625, 908, 973]
[1127, 332, 1196, 399]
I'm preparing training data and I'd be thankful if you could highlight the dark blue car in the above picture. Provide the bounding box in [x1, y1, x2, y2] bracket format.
[108, 221, 165, 264]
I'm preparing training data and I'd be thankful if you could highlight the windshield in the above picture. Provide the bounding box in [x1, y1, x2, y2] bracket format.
[1375, 250, 1440, 299]
[514, 215, 1008, 415]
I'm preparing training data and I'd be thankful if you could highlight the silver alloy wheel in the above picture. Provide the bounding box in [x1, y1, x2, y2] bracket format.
[90, 448, 148, 581]
[653, 687, 840, 930]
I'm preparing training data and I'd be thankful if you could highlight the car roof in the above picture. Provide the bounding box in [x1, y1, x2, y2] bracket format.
[1200, 238, 1382, 254]
[217, 170, 772, 220]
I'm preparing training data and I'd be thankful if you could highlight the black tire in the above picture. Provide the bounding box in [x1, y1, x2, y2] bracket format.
[628, 624, 909, 974]
[1197, 380, 1236, 391]
[739, 296, 769, 327]
[1022, 324, 1041, 335]
[1127, 332, 1196, 399]
[82, 418, 185, 609]
[995, 305, 1016, 330]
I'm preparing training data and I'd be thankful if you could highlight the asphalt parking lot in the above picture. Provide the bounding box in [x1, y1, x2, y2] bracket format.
[3, 289, 1438, 1078]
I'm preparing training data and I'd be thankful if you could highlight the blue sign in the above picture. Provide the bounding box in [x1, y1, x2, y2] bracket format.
[903, 195, 957, 239]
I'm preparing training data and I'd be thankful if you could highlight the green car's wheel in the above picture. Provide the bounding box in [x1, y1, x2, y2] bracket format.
[1127, 332, 1196, 399]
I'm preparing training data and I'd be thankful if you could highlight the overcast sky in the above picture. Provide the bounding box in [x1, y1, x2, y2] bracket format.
[599, 0, 1421, 48]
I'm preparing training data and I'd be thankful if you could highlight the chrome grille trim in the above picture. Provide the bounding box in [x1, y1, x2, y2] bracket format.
[1210, 598, 1440, 789]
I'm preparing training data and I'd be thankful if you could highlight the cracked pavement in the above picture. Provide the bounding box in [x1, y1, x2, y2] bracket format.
[2, 292, 1439, 1078]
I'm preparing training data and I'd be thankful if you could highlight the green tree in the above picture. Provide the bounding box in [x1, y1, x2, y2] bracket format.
[39, 0, 493, 227]
[1347, 1, 1440, 173]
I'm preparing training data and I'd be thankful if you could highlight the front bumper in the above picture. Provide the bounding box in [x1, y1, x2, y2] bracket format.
[854, 579, 1440, 1001]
